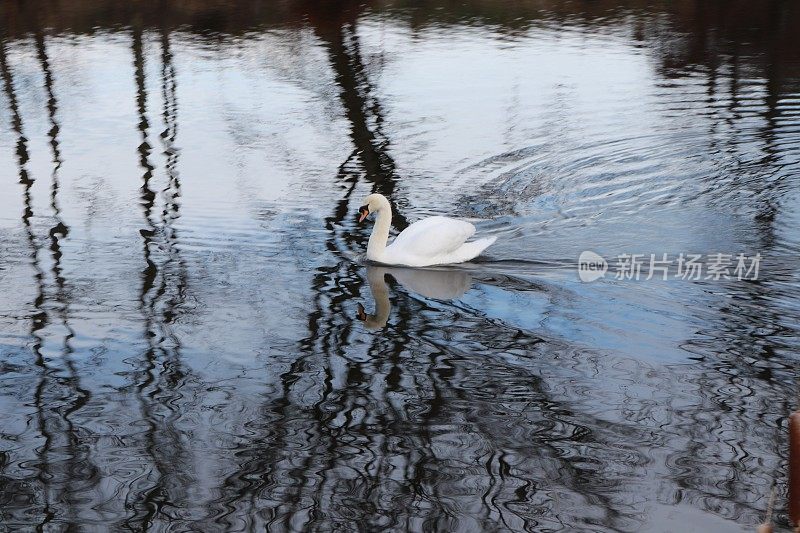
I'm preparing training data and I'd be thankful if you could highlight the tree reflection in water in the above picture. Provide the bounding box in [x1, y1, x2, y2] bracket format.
[0, 1, 798, 530]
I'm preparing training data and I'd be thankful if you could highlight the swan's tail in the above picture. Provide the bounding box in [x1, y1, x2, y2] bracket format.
[452, 236, 497, 263]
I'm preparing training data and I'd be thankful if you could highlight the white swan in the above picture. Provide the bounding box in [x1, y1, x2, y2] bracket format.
[357, 193, 496, 267]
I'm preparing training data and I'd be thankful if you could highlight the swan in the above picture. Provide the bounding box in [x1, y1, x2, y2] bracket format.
[357, 193, 496, 267]
[357, 265, 472, 329]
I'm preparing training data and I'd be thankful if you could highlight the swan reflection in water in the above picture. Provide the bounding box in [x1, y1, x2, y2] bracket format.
[356, 265, 473, 329]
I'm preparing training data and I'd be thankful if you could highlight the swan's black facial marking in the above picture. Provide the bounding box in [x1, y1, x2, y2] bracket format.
[358, 205, 370, 223]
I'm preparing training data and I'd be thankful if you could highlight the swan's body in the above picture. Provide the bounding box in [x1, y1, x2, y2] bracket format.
[358, 194, 496, 267]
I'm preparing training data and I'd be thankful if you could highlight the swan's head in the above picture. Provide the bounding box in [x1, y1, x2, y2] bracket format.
[357, 193, 389, 223]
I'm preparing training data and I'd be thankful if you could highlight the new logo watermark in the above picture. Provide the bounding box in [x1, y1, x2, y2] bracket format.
[578, 250, 608, 282]
[577, 251, 761, 282]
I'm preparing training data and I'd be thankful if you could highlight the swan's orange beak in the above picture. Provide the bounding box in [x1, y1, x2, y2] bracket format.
[358, 205, 369, 223]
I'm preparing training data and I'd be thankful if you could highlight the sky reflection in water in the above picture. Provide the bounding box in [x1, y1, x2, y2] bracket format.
[0, 1, 799, 531]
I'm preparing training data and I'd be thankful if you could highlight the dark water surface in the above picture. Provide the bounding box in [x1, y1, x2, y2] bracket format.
[1, 1, 799, 531]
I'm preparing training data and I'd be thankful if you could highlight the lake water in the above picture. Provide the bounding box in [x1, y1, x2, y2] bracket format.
[1, 1, 799, 531]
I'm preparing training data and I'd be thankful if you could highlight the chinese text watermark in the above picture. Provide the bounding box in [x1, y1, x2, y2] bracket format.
[578, 251, 761, 282]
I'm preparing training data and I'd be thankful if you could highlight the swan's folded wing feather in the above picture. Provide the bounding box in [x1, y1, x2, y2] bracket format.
[388, 216, 475, 258]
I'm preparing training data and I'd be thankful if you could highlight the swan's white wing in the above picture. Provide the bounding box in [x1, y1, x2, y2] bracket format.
[388, 216, 475, 259]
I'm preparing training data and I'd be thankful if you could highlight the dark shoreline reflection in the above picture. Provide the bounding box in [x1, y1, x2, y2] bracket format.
[1, 0, 798, 88]
[0, 0, 798, 531]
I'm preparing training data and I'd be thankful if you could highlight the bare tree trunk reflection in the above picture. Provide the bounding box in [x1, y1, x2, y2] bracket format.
[122, 25, 194, 531]
[0, 36, 55, 529]
[1, 33, 100, 529]
[34, 29, 98, 524]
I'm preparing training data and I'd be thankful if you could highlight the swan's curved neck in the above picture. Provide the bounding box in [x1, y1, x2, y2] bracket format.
[367, 201, 392, 261]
